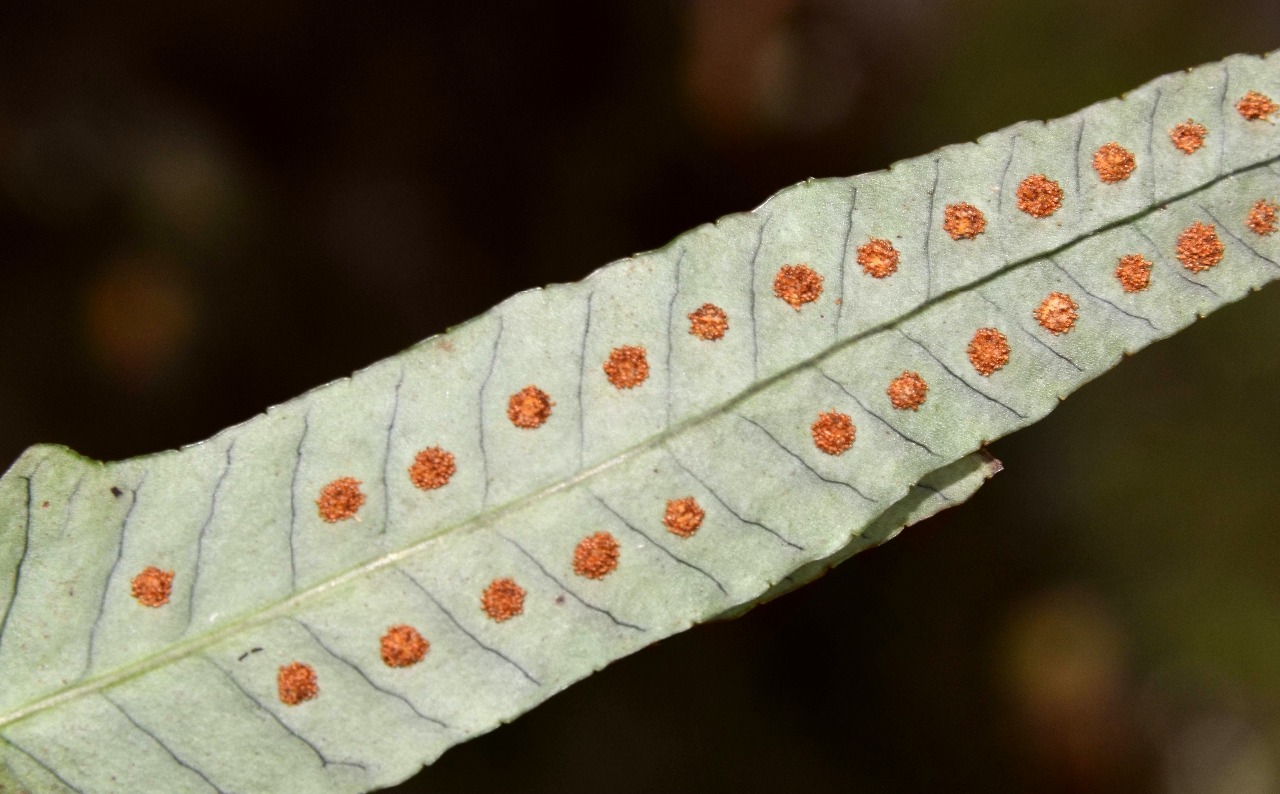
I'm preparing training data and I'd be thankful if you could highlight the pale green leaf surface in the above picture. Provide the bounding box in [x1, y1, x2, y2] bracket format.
[1, 50, 1279, 793]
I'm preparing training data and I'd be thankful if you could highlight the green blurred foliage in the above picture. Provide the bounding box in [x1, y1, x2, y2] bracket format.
[1, 1, 1278, 792]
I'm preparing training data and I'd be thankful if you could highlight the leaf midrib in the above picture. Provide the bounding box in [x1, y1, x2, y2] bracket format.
[3, 149, 1276, 734]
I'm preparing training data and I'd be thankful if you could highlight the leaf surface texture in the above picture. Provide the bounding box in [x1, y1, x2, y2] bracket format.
[1, 50, 1279, 793]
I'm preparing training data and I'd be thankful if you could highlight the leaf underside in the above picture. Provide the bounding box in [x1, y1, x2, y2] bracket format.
[2, 50, 1279, 794]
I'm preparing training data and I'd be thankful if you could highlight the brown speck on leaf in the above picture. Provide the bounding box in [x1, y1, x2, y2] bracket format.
[773, 264, 823, 309]
[603, 346, 650, 389]
[688, 303, 728, 340]
[1236, 91, 1278, 121]
[1169, 120, 1207, 154]
[1015, 174, 1064, 218]
[886, 371, 928, 411]
[40, 501, 49, 509]
[1176, 221, 1225, 272]
[811, 411, 855, 456]
[572, 532, 621, 579]
[130, 566, 173, 608]
[1246, 199, 1278, 236]
[380, 624, 429, 668]
[278, 662, 318, 705]
[1034, 292, 1079, 335]
[967, 328, 1010, 376]
[507, 386, 553, 429]
[481, 577, 526, 622]
[1092, 142, 1136, 183]
[1115, 254, 1153, 293]
[408, 447, 456, 490]
[857, 238, 899, 278]
[316, 477, 365, 522]
[943, 203, 987, 240]
[110, 486, 123, 498]
[663, 497, 705, 538]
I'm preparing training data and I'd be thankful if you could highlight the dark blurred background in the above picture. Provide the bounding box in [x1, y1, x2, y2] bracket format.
[3, 1, 1280, 792]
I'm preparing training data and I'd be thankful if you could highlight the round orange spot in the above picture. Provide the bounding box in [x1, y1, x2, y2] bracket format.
[130, 566, 173, 608]
[886, 371, 928, 411]
[1015, 174, 1064, 218]
[688, 303, 728, 340]
[481, 577, 525, 622]
[857, 238, 900, 278]
[1236, 91, 1278, 121]
[277, 662, 318, 706]
[967, 328, 1010, 376]
[572, 532, 621, 579]
[1246, 199, 1277, 236]
[507, 386, 554, 429]
[663, 496, 705, 539]
[603, 345, 650, 389]
[1092, 142, 1136, 183]
[1176, 221, 1225, 272]
[408, 447, 455, 490]
[380, 624, 429, 668]
[1169, 120, 1207, 154]
[811, 411, 855, 456]
[773, 264, 823, 309]
[316, 477, 365, 523]
[1034, 292, 1079, 335]
[943, 203, 987, 240]
[1114, 254, 1153, 293]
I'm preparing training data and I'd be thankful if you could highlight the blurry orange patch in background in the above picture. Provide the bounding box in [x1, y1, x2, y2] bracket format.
[683, 0, 859, 142]
[83, 255, 196, 390]
[997, 587, 1145, 789]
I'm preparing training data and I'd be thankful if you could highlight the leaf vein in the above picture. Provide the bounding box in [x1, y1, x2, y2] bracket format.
[578, 290, 595, 469]
[663, 448, 804, 551]
[288, 410, 310, 593]
[735, 414, 877, 503]
[588, 492, 728, 595]
[813, 367, 940, 455]
[1048, 259, 1162, 333]
[1197, 203, 1280, 271]
[975, 291, 1086, 373]
[835, 184, 856, 333]
[85, 471, 150, 675]
[0, 734, 85, 794]
[379, 366, 406, 535]
[896, 329, 1028, 419]
[186, 442, 236, 633]
[476, 315, 504, 510]
[499, 535, 645, 631]
[287, 618, 451, 730]
[392, 568, 541, 686]
[203, 657, 369, 773]
[103, 693, 222, 793]
[746, 214, 769, 381]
